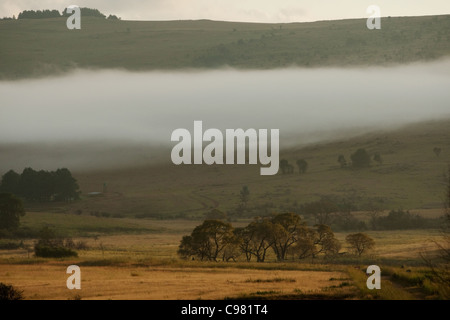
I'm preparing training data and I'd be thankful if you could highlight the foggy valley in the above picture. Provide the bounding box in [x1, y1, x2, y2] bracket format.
[1, 5, 450, 302]
[1, 60, 450, 171]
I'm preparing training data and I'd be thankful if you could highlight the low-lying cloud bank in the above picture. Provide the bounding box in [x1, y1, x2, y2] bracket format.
[1, 60, 449, 171]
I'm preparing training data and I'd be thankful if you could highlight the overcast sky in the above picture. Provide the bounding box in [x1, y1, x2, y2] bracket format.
[1, 0, 449, 22]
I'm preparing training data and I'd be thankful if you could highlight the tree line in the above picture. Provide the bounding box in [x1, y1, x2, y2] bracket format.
[278, 148, 381, 175]
[15, 8, 120, 20]
[0, 168, 80, 202]
[229, 186, 439, 231]
[300, 197, 439, 231]
[178, 212, 375, 262]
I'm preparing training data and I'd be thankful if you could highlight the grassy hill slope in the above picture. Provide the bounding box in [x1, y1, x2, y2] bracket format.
[32, 119, 448, 219]
[1, 15, 450, 79]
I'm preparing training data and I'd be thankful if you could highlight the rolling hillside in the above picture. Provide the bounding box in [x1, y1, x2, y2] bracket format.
[15, 118, 448, 219]
[1, 15, 450, 79]
[1, 13, 449, 219]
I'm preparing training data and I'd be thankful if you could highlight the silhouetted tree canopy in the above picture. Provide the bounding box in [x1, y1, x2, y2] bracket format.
[107, 14, 121, 20]
[62, 7, 106, 18]
[300, 198, 339, 226]
[0, 167, 80, 202]
[17, 7, 111, 19]
[0, 283, 24, 300]
[178, 220, 235, 261]
[179, 212, 342, 262]
[346, 233, 375, 256]
[374, 209, 430, 230]
[296, 159, 308, 174]
[0, 193, 25, 231]
[350, 148, 371, 168]
[18, 9, 61, 19]
[0, 170, 20, 194]
[337, 154, 347, 168]
[279, 159, 294, 174]
[34, 226, 78, 258]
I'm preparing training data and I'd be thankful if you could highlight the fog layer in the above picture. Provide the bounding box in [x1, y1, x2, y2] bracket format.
[1, 61, 450, 170]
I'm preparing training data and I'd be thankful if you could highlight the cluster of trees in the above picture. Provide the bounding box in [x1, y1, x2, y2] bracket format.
[279, 159, 308, 175]
[298, 197, 365, 231]
[298, 197, 438, 231]
[371, 209, 436, 230]
[229, 184, 437, 232]
[61, 7, 106, 18]
[17, 9, 61, 19]
[15, 8, 119, 20]
[338, 148, 382, 169]
[280, 148, 383, 174]
[0, 167, 80, 202]
[0, 193, 82, 258]
[178, 212, 375, 262]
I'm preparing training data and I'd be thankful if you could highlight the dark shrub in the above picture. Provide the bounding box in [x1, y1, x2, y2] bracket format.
[0, 283, 24, 300]
[34, 244, 78, 258]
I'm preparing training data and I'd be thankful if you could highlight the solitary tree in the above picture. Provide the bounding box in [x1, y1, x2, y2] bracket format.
[296, 159, 308, 174]
[346, 233, 375, 256]
[0, 193, 25, 231]
[239, 186, 250, 208]
[338, 155, 347, 168]
[373, 153, 383, 165]
[350, 149, 371, 168]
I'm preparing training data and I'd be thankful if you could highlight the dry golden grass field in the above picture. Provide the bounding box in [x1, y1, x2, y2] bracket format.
[1, 120, 449, 300]
[0, 217, 447, 300]
[0, 263, 352, 300]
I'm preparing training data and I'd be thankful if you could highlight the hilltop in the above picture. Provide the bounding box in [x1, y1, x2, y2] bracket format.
[0, 15, 450, 79]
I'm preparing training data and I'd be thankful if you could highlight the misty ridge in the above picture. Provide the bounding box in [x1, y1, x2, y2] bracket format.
[1, 59, 450, 172]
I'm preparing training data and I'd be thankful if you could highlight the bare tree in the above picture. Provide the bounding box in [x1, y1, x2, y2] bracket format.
[346, 233, 375, 257]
